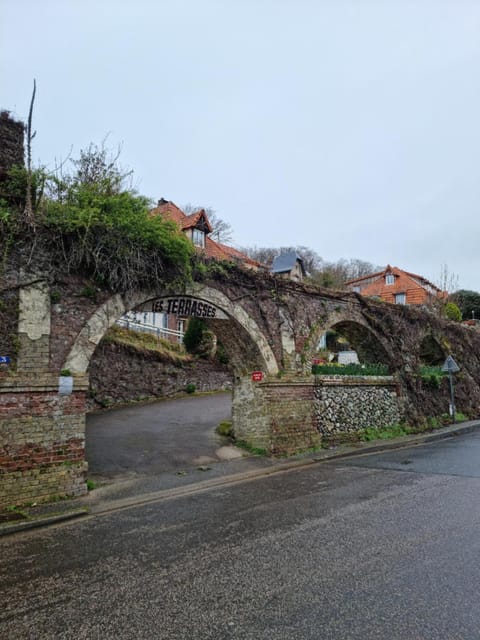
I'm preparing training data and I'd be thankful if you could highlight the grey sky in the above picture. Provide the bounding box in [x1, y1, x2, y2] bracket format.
[2, 0, 480, 290]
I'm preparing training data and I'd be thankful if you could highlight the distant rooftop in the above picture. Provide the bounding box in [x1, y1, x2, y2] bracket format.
[271, 250, 305, 274]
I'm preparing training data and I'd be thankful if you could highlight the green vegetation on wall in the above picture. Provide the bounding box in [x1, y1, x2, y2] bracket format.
[1, 143, 195, 292]
[312, 363, 389, 376]
[418, 365, 445, 389]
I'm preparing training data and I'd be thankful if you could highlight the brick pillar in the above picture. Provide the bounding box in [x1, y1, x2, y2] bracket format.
[0, 282, 89, 508]
[232, 376, 321, 456]
[0, 374, 89, 508]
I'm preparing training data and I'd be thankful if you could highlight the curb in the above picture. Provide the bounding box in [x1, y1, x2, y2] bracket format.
[0, 507, 89, 537]
[75, 420, 480, 517]
[2, 420, 479, 534]
[310, 419, 480, 462]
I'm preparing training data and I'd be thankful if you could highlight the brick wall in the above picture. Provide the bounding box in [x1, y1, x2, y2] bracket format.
[232, 378, 321, 456]
[232, 377, 403, 457]
[0, 374, 89, 508]
[263, 382, 321, 455]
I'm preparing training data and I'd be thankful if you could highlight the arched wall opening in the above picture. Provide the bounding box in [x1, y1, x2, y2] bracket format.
[65, 286, 280, 479]
[64, 285, 278, 377]
[329, 320, 392, 367]
[419, 334, 446, 366]
[310, 317, 394, 370]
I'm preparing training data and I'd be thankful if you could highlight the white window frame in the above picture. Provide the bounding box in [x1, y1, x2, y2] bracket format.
[192, 228, 205, 248]
[395, 292, 406, 305]
[385, 274, 395, 285]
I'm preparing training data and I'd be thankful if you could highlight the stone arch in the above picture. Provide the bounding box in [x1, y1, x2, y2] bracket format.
[329, 320, 393, 366]
[63, 284, 279, 376]
[419, 333, 446, 366]
[305, 311, 394, 369]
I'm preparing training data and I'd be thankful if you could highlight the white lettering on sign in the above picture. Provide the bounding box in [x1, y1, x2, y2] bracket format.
[151, 297, 218, 318]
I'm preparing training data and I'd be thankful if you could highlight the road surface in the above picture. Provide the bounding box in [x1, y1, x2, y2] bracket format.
[2, 429, 480, 639]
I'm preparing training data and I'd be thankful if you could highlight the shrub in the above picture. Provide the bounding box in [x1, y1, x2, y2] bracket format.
[444, 302, 462, 322]
[1, 144, 194, 293]
[185, 383, 196, 394]
[183, 318, 216, 358]
[217, 421, 233, 437]
[312, 363, 388, 376]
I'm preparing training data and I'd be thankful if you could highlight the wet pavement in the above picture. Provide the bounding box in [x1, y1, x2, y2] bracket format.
[341, 429, 480, 478]
[86, 392, 236, 478]
[3, 427, 480, 638]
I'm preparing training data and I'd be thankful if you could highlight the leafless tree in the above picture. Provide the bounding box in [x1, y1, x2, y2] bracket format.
[23, 79, 36, 227]
[183, 203, 234, 244]
[437, 263, 459, 295]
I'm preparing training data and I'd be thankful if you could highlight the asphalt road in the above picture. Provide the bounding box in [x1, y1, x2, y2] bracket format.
[3, 429, 480, 639]
[86, 393, 233, 477]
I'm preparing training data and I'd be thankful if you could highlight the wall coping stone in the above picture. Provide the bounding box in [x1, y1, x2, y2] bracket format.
[314, 375, 398, 387]
[0, 373, 89, 393]
[259, 375, 397, 388]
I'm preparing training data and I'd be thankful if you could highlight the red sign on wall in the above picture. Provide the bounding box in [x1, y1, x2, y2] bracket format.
[251, 371, 264, 382]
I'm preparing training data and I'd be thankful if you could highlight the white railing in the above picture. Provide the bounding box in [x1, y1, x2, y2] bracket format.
[117, 317, 184, 343]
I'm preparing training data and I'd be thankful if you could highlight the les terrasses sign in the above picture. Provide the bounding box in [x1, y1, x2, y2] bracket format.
[151, 297, 219, 318]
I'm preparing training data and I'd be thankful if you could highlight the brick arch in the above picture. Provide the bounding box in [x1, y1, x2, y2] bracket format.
[63, 284, 279, 376]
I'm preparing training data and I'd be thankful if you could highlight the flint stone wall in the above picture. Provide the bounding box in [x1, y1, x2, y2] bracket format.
[232, 376, 402, 457]
[314, 376, 401, 435]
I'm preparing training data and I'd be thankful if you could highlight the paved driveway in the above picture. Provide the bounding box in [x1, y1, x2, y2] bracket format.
[86, 392, 233, 478]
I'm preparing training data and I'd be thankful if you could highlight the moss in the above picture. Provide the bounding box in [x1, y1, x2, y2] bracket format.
[217, 421, 233, 437]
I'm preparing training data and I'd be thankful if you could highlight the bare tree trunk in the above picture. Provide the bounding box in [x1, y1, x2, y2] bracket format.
[24, 79, 36, 227]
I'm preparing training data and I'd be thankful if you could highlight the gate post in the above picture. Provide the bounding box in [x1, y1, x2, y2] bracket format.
[0, 282, 88, 508]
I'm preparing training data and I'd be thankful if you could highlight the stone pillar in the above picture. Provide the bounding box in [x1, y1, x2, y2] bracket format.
[232, 375, 271, 450]
[17, 281, 51, 372]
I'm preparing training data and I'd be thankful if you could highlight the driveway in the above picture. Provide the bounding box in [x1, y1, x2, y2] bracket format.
[85, 392, 234, 478]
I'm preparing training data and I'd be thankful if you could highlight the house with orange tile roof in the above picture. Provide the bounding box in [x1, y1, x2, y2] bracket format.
[118, 200, 265, 343]
[345, 265, 446, 306]
[151, 199, 264, 270]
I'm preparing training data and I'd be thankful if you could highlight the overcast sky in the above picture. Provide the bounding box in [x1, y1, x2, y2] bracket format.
[2, 1, 480, 290]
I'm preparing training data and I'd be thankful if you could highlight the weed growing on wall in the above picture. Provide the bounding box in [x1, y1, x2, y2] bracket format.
[418, 365, 445, 389]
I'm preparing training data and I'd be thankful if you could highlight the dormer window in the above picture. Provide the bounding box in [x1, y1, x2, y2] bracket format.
[192, 228, 205, 248]
[385, 274, 395, 285]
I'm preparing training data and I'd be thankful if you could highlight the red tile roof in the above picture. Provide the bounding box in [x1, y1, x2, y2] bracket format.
[346, 265, 446, 305]
[210, 239, 264, 269]
[150, 199, 263, 269]
[151, 200, 213, 233]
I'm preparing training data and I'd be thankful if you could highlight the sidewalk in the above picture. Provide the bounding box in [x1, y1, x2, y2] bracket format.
[2, 418, 480, 536]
